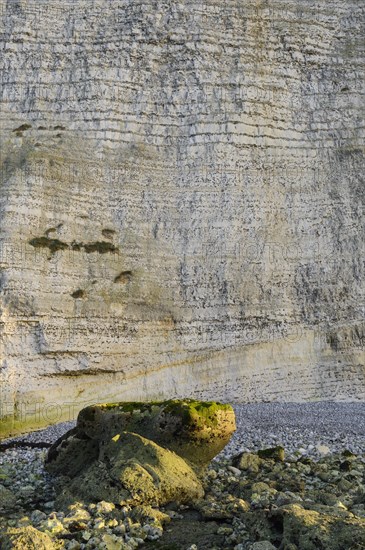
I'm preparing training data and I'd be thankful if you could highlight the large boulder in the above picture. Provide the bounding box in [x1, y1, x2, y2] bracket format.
[46, 399, 236, 474]
[55, 431, 204, 508]
[45, 427, 99, 478]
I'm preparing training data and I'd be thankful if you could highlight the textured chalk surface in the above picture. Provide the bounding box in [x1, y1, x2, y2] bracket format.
[0, 1, 364, 429]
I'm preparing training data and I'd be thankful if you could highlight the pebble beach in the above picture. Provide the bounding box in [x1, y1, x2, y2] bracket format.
[1, 401, 364, 549]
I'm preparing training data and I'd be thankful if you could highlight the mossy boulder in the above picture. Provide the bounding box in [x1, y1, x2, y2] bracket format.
[55, 431, 204, 509]
[0, 484, 17, 512]
[233, 452, 262, 473]
[257, 446, 285, 462]
[46, 399, 236, 473]
[0, 526, 56, 549]
[281, 503, 365, 549]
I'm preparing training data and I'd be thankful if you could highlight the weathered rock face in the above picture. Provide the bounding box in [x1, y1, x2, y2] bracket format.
[53, 431, 205, 509]
[0, 1, 364, 435]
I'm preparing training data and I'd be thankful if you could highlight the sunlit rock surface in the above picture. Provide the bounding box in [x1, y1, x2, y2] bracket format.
[0, 0, 364, 435]
[46, 399, 236, 472]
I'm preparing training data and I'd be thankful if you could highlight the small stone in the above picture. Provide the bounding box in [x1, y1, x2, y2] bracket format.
[233, 453, 261, 473]
[102, 533, 125, 550]
[0, 485, 17, 511]
[64, 508, 91, 523]
[44, 501, 55, 509]
[17, 516, 31, 527]
[251, 482, 270, 494]
[146, 525, 163, 540]
[217, 526, 233, 535]
[94, 518, 105, 529]
[86, 537, 102, 548]
[40, 517, 65, 535]
[18, 485, 35, 499]
[257, 446, 285, 462]
[96, 500, 116, 514]
[7, 520, 17, 527]
[316, 444, 331, 456]
[340, 460, 352, 472]
[227, 465, 241, 476]
[166, 510, 184, 519]
[30, 510, 47, 525]
[68, 520, 88, 532]
[249, 542, 277, 550]
[343, 449, 356, 458]
[338, 478, 353, 492]
[276, 491, 303, 506]
[114, 524, 126, 535]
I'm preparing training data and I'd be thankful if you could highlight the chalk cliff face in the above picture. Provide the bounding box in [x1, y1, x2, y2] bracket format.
[0, 0, 364, 435]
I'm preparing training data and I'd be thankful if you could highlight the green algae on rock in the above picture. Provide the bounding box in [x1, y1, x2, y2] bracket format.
[47, 399, 236, 473]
